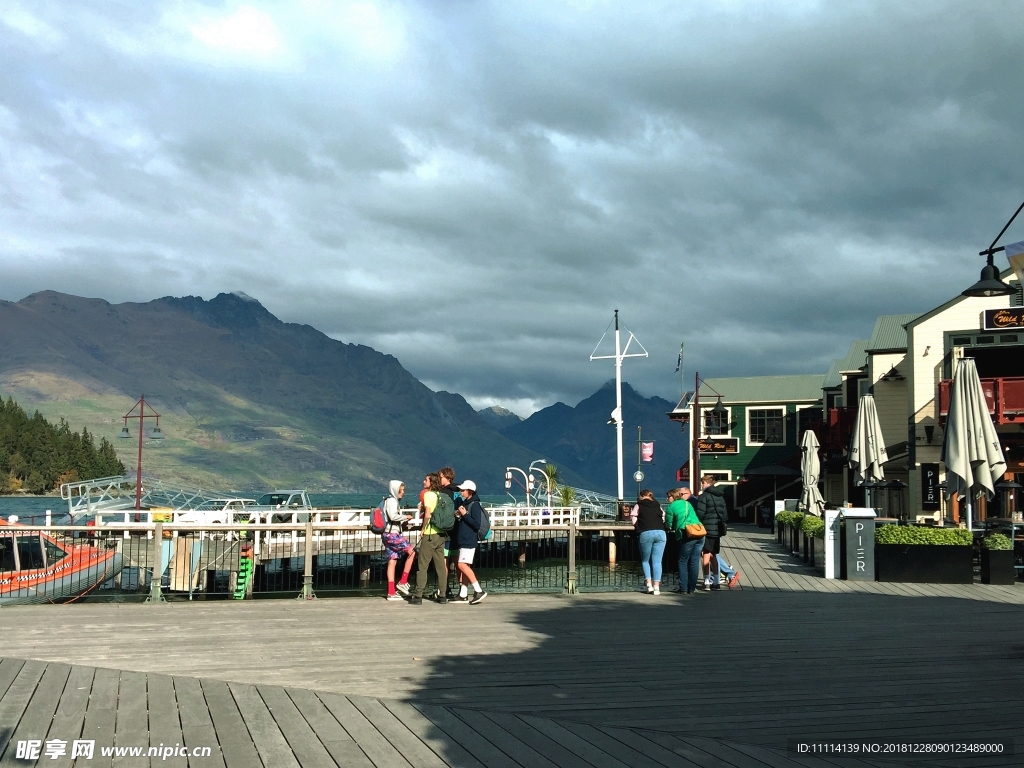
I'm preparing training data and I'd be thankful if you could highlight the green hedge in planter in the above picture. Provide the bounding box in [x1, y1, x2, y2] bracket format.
[776, 511, 805, 528]
[983, 533, 1012, 550]
[801, 515, 825, 539]
[875, 526, 973, 546]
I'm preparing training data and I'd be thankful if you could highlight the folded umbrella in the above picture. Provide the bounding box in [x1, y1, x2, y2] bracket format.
[799, 429, 826, 515]
[942, 358, 1007, 507]
[849, 394, 887, 486]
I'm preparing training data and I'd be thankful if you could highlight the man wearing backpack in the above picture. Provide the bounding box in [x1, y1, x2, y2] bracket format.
[451, 480, 488, 604]
[695, 474, 729, 591]
[439, 466, 460, 599]
[410, 473, 454, 605]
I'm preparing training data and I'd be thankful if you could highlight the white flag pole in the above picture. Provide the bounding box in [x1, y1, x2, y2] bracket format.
[591, 310, 648, 502]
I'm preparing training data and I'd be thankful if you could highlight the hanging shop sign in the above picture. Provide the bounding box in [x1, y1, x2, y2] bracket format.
[920, 463, 941, 511]
[697, 437, 739, 454]
[982, 308, 1024, 331]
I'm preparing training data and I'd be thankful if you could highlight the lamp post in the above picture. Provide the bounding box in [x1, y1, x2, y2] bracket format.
[528, 459, 551, 508]
[691, 371, 729, 489]
[505, 466, 532, 510]
[117, 394, 165, 510]
[962, 200, 1023, 297]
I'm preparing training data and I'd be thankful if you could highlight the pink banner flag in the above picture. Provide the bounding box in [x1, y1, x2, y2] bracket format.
[641, 441, 654, 462]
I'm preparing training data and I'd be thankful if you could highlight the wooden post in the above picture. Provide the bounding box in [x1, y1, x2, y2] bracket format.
[298, 518, 315, 600]
[146, 522, 166, 603]
[566, 523, 577, 594]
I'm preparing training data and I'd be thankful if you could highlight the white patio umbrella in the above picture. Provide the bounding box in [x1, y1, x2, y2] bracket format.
[798, 430, 826, 515]
[941, 358, 1007, 530]
[849, 395, 888, 508]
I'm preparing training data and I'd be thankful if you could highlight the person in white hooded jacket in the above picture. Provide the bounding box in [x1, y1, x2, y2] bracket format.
[382, 480, 415, 600]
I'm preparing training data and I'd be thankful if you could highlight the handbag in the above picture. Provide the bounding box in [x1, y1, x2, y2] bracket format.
[719, 520, 728, 537]
[684, 522, 707, 538]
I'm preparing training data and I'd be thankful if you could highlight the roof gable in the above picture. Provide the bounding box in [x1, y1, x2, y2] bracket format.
[700, 374, 825, 404]
[866, 314, 921, 352]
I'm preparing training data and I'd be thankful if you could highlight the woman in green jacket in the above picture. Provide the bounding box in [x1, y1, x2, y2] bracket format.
[664, 488, 704, 594]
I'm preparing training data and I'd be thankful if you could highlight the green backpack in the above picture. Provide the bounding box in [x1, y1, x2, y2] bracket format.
[429, 492, 456, 533]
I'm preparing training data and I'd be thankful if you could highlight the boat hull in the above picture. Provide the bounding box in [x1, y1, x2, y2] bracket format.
[0, 550, 124, 606]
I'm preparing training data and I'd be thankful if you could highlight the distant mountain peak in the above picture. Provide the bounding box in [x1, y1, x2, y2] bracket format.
[231, 291, 260, 303]
[477, 405, 523, 431]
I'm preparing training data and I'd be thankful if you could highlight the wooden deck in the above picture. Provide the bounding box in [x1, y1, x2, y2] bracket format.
[1, 528, 1022, 767]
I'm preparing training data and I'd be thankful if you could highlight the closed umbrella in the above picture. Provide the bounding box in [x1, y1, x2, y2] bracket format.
[849, 394, 887, 509]
[799, 430, 825, 515]
[849, 394, 887, 484]
[941, 358, 1007, 530]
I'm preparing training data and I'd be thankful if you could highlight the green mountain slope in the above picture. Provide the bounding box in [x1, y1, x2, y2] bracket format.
[0, 291, 583, 493]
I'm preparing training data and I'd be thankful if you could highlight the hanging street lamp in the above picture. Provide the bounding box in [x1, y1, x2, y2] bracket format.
[962, 200, 1023, 298]
[117, 394, 165, 510]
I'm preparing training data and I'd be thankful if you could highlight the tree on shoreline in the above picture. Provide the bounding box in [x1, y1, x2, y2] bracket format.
[0, 397, 124, 494]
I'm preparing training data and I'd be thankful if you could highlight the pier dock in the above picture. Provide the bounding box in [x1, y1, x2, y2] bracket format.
[1, 528, 1022, 767]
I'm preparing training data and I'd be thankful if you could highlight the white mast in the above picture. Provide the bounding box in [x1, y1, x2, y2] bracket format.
[591, 310, 648, 502]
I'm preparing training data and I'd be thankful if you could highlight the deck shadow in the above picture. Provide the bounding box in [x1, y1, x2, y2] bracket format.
[404, 589, 1024, 767]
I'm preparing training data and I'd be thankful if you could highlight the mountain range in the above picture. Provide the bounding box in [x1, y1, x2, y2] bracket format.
[0, 290, 687, 496]
[498, 382, 690, 496]
[0, 291, 586, 494]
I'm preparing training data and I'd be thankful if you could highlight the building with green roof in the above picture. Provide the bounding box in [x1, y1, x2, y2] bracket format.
[668, 373, 825, 520]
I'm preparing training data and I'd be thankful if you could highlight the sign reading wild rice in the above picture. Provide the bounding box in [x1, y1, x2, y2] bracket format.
[697, 437, 739, 454]
[983, 308, 1024, 330]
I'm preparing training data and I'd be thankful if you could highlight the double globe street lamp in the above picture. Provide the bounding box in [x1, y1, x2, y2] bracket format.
[117, 394, 165, 510]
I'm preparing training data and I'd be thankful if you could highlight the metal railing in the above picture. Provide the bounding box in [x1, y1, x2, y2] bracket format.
[60, 475, 227, 520]
[1, 519, 687, 604]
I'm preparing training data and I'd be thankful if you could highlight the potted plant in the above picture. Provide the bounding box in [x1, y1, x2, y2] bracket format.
[775, 512, 793, 546]
[801, 516, 825, 569]
[875, 525, 974, 583]
[981, 533, 1016, 585]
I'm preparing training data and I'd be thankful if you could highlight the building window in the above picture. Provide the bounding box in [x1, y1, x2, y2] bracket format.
[702, 407, 730, 436]
[748, 408, 785, 445]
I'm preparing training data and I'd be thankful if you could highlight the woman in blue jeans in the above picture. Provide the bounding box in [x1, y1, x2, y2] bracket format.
[665, 488, 705, 593]
[633, 489, 667, 595]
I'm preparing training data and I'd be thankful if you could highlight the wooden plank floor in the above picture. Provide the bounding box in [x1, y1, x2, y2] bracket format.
[0, 659, 922, 768]
[1, 529, 1021, 767]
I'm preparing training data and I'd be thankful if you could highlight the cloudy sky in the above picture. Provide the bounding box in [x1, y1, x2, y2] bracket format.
[2, 1, 1023, 416]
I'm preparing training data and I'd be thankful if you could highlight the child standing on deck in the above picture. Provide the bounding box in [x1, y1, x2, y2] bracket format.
[382, 481, 416, 600]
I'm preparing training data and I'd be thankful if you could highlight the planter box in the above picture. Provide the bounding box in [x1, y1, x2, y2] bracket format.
[875, 544, 973, 584]
[981, 549, 1016, 585]
[802, 532, 809, 563]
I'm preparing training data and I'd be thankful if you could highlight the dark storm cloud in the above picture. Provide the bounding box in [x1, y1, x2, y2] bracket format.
[1, 1, 1022, 415]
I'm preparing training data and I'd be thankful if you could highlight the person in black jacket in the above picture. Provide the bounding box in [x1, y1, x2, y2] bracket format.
[695, 474, 729, 590]
[452, 480, 487, 604]
[633, 489, 667, 595]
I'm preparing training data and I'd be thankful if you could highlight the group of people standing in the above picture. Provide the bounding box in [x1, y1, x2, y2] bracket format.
[379, 466, 488, 605]
[633, 474, 742, 594]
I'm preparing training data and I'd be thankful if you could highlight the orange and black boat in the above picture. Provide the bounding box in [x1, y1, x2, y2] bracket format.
[0, 518, 123, 605]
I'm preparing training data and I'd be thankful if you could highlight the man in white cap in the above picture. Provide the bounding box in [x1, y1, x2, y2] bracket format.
[452, 480, 487, 604]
